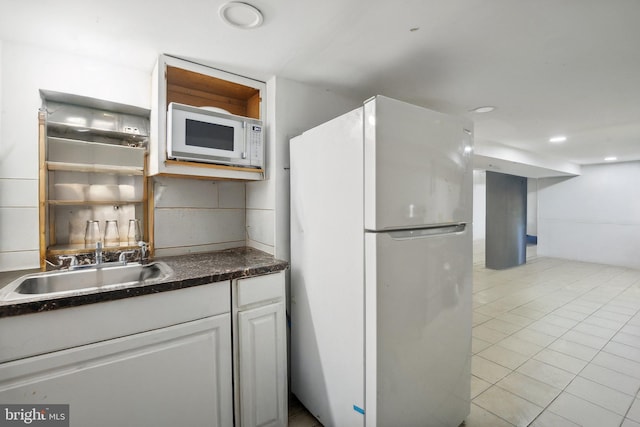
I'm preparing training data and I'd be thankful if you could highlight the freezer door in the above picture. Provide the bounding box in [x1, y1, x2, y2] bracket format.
[364, 225, 472, 427]
[364, 96, 473, 230]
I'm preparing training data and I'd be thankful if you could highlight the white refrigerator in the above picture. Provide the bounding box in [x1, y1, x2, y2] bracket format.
[290, 95, 473, 427]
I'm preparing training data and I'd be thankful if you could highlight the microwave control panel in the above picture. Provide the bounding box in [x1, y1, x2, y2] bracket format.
[247, 124, 264, 168]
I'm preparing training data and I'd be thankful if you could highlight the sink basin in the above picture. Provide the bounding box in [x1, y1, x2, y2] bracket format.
[0, 262, 173, 301]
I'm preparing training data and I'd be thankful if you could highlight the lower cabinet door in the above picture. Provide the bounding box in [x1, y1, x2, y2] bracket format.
[238, 301, 287, 427]
[0, 315, 233, 427]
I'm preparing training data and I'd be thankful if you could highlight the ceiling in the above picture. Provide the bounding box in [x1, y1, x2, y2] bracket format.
[1, 0, 639, 167]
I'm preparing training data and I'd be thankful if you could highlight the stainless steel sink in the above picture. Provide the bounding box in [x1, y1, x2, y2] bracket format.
[0, 262, 173, 301]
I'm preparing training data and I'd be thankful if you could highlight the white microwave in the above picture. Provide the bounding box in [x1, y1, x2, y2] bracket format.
[167, 102, 264, 169]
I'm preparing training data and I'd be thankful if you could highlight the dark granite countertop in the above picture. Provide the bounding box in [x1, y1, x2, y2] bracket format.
[0, 247, 288, 318]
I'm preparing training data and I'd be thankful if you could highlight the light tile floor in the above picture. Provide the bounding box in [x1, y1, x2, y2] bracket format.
[289, 245, 640, 426]
[289, 395, 324, 427]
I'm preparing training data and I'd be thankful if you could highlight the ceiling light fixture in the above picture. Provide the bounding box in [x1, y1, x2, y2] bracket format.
[471, 106, 496, 113]
[604, 156, 617, 162]
[549, 136, 567, 143]
[219, 2, 263, 29]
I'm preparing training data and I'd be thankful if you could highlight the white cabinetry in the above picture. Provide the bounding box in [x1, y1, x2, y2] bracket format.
[0, 281, 233, 427]
[233, 271, 287, 427]
[0, 316, 233, 427]
[150, 54, 266, 180]
[0, 271, 288, 427]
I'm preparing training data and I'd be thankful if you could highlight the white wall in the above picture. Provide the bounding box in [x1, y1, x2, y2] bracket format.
[244, 81, 276, 255]
[0, 40, 2, 170]
[538, 161, 640, 269]
[267, 77, 362, 262]
[153, 177, 247, 257]
[0, 41, 149, 271]
[474, 140, 581, 178]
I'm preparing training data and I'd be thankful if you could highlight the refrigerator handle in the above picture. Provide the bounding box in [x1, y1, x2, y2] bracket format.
[385, 223, 466, 240]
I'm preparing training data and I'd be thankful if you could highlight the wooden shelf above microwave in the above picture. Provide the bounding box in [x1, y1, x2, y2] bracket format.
[166, 66, 261, 119]
[149, 55, 266, 180]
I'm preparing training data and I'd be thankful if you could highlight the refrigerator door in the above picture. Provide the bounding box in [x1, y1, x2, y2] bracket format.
[364, 225, 472, 427]
[364, 96, 473, 231]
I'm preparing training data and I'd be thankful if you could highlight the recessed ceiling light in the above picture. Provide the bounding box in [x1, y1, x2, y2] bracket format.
[604, 156, 617, 162]
[549, 136, 567, 143]
[219, 2, 263, 29]
[471, 106, 496, 113]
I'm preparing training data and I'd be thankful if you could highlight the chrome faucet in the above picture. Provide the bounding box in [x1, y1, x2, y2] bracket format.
[119, 242, 149, 265]
[138, 241, 149, 264]
[95, 242, 103, 265]
[60, 255, 79, 268]
[46, 255, 79, 270]
[118, 250, 137, 265]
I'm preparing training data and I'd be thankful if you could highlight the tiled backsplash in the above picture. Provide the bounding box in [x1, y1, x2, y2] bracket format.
[153, 177, 253, 257]
[0, 178, 39, 270]
[0, 174, 273, 268]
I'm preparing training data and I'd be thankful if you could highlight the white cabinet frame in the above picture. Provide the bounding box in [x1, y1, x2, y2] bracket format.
[232, 271, 287, 427]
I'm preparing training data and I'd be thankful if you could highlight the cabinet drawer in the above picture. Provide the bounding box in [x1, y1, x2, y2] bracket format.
[236, 271, 284, 308]
[0, 281, 230, 363]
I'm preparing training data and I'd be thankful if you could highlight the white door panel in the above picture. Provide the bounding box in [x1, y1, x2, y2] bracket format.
[238, 302, 287, 427]
[0, 316, 233, 427]
[365, 228, 472, 427]
[364, 96, 473, 230]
